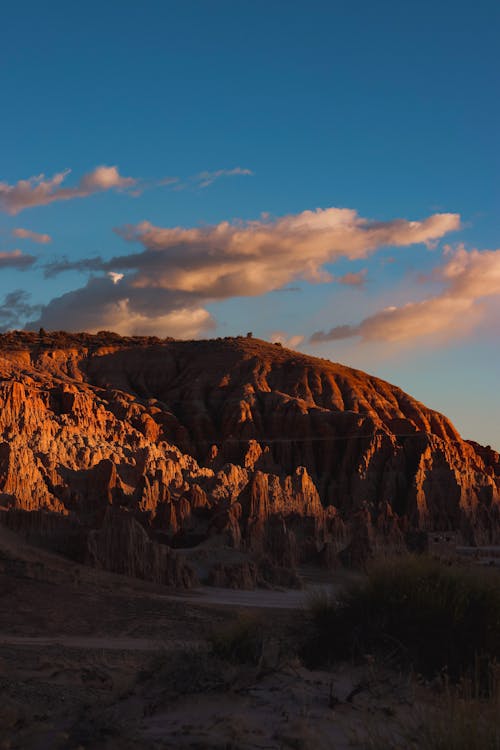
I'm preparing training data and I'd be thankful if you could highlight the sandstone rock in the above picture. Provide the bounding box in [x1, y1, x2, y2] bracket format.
[0, 330, 497, 583]
[86, 508, 196, 588]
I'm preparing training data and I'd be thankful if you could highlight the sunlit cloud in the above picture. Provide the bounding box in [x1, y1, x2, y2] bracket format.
[310, 246, 500, 344]
[107, 208, 460, 297]
[12, 228, 52, 244]
[28, 277, 215, 338]
[0, 166, 137, 214]
[35, 206, 460, 337]
[0, 164, 252, 213]
[270, 331, 304, 349]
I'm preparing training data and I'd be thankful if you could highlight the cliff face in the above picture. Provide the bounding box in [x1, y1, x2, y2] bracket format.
[0, 330, 498, 585]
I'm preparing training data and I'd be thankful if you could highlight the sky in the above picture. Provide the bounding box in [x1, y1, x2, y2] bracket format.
[0, 0, 499, 448]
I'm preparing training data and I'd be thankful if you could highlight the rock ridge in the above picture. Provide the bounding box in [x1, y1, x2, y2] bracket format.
[0, 330, 498, 585]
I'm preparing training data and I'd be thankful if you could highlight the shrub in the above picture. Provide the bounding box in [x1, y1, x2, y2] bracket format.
[209, 612, 264, 665]
[303, 556, 500, 683]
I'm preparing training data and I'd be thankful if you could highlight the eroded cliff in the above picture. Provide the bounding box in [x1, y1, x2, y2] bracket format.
[0, 330, 498, 586]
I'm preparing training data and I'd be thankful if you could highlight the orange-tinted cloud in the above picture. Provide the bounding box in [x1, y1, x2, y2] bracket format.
[0, 166, 136, 214]
[311, 246, 500, 344]
[338, 269, 368, 287]
[270, 331, 304, 349]
[111, 208, 460, 297]
[29, 275, 214, 338]
[36, 206, 460, 338]
[33, 208, 460, 345]
[12, 228, 52, 244]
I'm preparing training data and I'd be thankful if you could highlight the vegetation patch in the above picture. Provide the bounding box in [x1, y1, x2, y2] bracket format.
[303, 556, 500, 684]
[208, 612, 265, 665]
[362, 678, 500, 750]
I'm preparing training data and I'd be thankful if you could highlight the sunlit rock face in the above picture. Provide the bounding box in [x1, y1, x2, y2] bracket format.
[0, 330, 498, 584]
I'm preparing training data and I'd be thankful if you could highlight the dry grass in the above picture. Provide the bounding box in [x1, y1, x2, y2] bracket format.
[303, 556, 500, 685]
[208, 611, 265, 665]
[362, 675, 500, 750]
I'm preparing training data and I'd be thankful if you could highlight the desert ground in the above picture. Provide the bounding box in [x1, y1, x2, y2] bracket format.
[0, 524, 425, 750]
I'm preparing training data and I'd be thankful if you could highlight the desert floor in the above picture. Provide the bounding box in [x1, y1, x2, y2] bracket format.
[0, 529, 422, 750]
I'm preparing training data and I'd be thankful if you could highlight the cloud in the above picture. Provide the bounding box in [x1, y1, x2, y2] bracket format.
[106, 208, 459, 298]
[37, 206, 460, 338]
[28, 276, 215, 339]
[310, 246, 500, 344]
[0, 250, 37, 270]
[12, 228, 52, 244]
[270, 331, 304, 349]
[122, 175, 180, 197]
[78, 166, 135, 192]
[310, 324, 357, 343]
[193, 167, 253, 188]
[0, 166, 136, 214]
[338, 269, 368, 287]
[0, 290, 42, 332]
[0, 163, 249, 213]
[44, 256, 104, 277]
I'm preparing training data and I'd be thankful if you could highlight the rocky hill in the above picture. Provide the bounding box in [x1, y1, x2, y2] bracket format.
[0, 330, 498, 586]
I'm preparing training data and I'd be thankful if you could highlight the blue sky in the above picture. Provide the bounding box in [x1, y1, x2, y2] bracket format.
[0, 0, 499, 447]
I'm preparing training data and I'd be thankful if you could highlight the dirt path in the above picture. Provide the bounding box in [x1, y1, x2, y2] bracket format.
[0, 577, 339, 656]
[0, 634, 178, 650]
[0, 582, 336, 651]
[181, 583, 337, 609]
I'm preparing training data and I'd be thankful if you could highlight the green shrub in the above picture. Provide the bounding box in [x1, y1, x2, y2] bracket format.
[209, 612, 264, 665]
[303, 556, 500, 683]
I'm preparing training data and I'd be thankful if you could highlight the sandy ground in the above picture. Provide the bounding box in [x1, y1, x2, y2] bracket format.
[0, 577, 419, 750]
[1, 636, 416, 750]
[0, 527, 419, 749]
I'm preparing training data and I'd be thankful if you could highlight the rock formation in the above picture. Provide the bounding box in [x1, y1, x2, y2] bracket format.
[0, 330, 498, 586]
